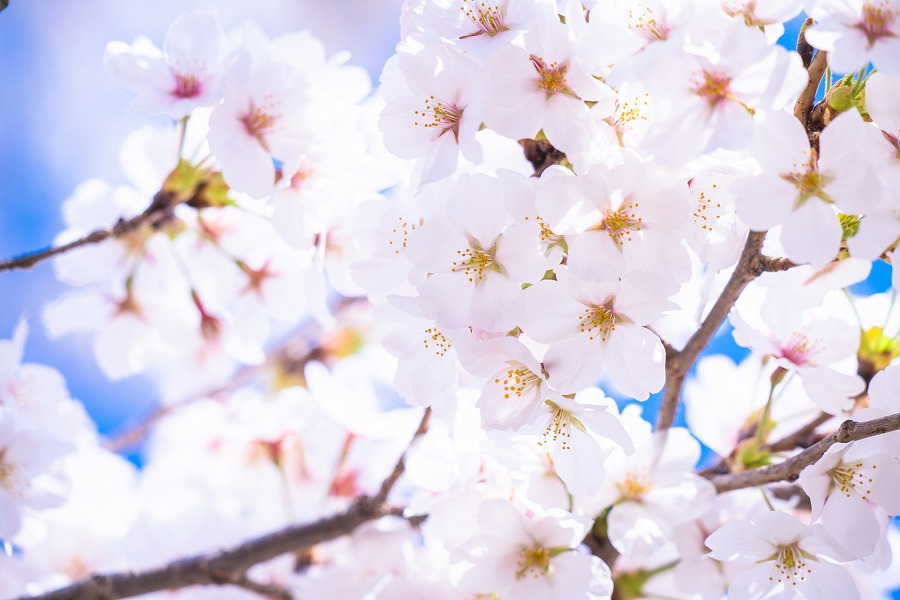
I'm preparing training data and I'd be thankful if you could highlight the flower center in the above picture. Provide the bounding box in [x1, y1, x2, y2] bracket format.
[241, 94, 283, 148]
[858, 2, 897, 47]
[0, 452, 23, 496]
[515, 543, 552, 579]
[388, 216, 417, 255]
[692, 182, 725, 233]
[451, 242, 501, 283]
[459, 0, 507, 38]
[782, 152, 831, 206]
[691, 69, 732, 108]
[770, 543, 812, 586]
[530, 55, 572, 98]
[423, 327, 452, 357]
[413, 96, 463, 141]
[600, 200, 643, 246]
[495, 364, 542, 401]
[776, 332, 821, 367]
[617, 468, 652, 500]
[830, 460, 875, 500]
[578, 304, 617, 342]
[627, 3, 668, 41]
[539, 402, 575, 450]
[172, 72, 203, 99]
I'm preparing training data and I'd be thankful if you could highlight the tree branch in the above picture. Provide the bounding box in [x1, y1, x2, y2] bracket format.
[23, 408, 432, 600]
[0, 191, 176, 273]
[706, 413, 900, 493]
[793, 49, 828, 129]
[656, 232, 769, 430]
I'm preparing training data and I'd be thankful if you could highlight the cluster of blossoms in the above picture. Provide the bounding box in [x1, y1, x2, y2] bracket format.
[3, 1, 900, 599]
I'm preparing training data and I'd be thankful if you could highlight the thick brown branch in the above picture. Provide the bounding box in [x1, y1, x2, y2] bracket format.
[19, 498, 385, 600]
[0, 0, 8, 13]
[28, 406, 433, 600]
[793, 49, 828, 129]
[707, 413, 900, 493]
[0, 192, 175, 273]
[374, 407, 431, 503]
[656, 232, 768, 430]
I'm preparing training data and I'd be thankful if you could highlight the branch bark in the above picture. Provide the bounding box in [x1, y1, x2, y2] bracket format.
[793, 49, 828, 129]
[0, 191, 176, 273]
[23, 409, 432, 600]
[706, 412, 900, 493]
[656, 231, 769, 430]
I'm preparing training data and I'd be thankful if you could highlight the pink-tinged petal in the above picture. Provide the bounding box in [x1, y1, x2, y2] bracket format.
[732, 175, 796, 231]
[380, 95, 444, 159]
[865, 73, 900, 138]
[552, 426, 608, 497]
[780, 199, 842, 267]
[104, 39, 169, 95]
[208, 106, 276, 199]
[476, 499, 529, 543]
[446, 175, 509, 248]
[755, 511, 809, 547]
[865, 454, 900, 514]
[819, 110, 887, 214]
[601, 323, 664, 401]
[800, 560, 860, 600]
[418, 272, 476, 329]
[521, 280, 585, 343]
[705, 519, 774, 563]
[607, 500, 668, 556]
[868, 365, 900, 411]
[542, 334, 606, 393]
[726, 563, 779, 599]
[418, 131, 462, 185]
[469, 275, 524, 332]
[819, 484, 883, 559]
[164, 11, 225, 68]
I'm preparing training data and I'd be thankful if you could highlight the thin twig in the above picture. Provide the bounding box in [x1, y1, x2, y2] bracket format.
[374, 408, 431, 504]
[706, 413, 900, 493]
[231, 575, 293, 600]
[763, 411, 834, 453]
[0, 192, 175, 273]
[22, 408, 433, 600]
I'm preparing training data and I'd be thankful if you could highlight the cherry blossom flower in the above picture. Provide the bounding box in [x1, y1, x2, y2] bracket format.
[628, 22, 806, 163]
[731, 304, 865, 414]
[411, 0, 556, 56]
[207, 52, 309, 199]
[105, 11, 226, 118]
[521, 268, 672, 399]
[456, 335, 555, 430]
[380, 40, 485, 185]
[592, 415, 715, 557]
[375, 295, 467, 418]
[733, 109, 887, 267]
[0, 411, 71, 539]
[408, 174, 551, 332]
[806, 0, 900, 75]
[706, 510, 859, 599]
[482, 12, 616, 155]
[454, 498, 613, 600]
[529, 388, 634, 497]
[800, 441, 900, 560]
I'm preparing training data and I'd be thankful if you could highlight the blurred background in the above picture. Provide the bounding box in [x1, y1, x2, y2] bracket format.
[0, 0, 404, 436]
